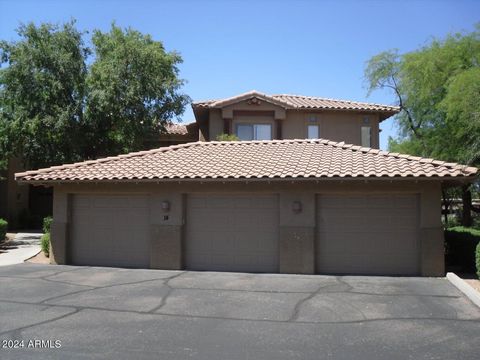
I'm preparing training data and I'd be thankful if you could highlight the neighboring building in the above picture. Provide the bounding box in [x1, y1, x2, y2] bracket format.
[15, 139, 477, 276]
[157, 122, 199, 146]
[0, 158, 49, 229]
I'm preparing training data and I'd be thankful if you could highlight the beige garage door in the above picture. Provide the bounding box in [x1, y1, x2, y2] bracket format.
[316, 194, 419, 275]
[186, 194, 279, 272]
[71, 195, 150, 268]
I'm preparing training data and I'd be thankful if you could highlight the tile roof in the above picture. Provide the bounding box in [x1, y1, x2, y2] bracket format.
[164, 123, 189, 135]
[193, 90, 400, 114]
[15, 139, 477, 183]
[163, 122, 197, 136]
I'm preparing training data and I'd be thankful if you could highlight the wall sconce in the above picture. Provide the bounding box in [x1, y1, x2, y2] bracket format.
[292, 201, 302, 214]
[161, 200, 171, 212]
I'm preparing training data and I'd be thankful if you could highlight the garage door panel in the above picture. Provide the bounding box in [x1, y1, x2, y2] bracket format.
[186, 194, 279, 272]
[321, 195, 367, 208]
[71, 195, 150, 268]
[316, 194, 419, 275]
[394, 195, 417, 208]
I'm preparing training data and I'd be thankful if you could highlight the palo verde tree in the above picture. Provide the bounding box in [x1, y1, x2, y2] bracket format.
[365, 25, 480, 226]
[0, 21, 190, 169]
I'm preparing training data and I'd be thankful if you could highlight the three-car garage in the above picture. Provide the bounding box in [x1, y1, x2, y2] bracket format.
[69, 192, 421, 276]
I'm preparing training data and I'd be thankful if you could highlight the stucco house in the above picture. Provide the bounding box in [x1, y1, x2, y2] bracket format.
[15, 91, 478, 276]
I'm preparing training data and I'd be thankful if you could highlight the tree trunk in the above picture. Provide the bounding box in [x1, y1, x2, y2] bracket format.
[461, 184, 473, 227]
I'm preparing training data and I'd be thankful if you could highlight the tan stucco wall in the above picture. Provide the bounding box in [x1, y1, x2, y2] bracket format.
[50, 191, 69, 264]
[208, 109, 224, 141]
[50, 179, 444, 276]
[282, 110, 380, 148]
[205, 101, 381, 148]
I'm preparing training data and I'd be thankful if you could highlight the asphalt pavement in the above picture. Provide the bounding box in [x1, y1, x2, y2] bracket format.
[0, 263, 479, 359]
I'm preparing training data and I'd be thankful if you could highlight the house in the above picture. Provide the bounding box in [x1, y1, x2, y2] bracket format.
[14, 91, 478, 276]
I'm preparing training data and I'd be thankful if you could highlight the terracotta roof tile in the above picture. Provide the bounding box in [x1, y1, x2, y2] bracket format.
[192, 90, 400, 114]
[15, 139, 477, 183]
[164, 123, 193, 135]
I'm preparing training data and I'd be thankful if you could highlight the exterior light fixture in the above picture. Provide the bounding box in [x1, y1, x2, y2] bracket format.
[161, 200, 170, 212]
[292, 201, 302, 214]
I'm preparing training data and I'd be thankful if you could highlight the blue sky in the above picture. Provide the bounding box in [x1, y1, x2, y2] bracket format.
[1, 0, 478, 149]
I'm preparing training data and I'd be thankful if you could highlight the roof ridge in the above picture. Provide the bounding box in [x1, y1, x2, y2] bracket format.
[272, 93, 400, 109]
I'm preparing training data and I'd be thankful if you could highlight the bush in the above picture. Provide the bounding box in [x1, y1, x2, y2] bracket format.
[41, 233, 50, 257]
[476, 242, 480, 279]
[0, 218, 7, 240]
[445, 226, 480, 273]
[43, 216, 53, 234]
[216, 133, 240, 141]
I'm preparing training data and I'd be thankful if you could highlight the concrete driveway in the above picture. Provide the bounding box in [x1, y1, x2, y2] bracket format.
[0, 264, 479, 359]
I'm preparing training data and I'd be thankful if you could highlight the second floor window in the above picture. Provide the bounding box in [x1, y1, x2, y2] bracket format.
[236, 124, 272, 141]
[307, 125, 319, 139]
[361, 126, 371, 147]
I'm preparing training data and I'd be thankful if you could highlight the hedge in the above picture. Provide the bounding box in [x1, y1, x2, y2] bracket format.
[0, 218, 7, 240]
[445, 227, 480, 273]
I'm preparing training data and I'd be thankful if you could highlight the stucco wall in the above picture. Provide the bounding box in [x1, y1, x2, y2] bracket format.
[205, 101, 380, 148]
[50, 180, 444, 276]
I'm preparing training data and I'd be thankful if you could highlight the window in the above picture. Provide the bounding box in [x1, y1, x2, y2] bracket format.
[361, 126, 371, 147]
[236, 124, 272, 141]
[307, 125, 319, 139]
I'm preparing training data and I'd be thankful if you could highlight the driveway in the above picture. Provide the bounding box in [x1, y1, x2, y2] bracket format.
[0, 264, 479, 359]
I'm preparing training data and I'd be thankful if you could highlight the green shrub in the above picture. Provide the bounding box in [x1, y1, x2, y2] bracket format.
[476, 242, 480, 279]
[0, 218, 7, 240]
[445, 226, 480, 273]
[216, 133, 240, 141]
[41, 233, 50, 257]
[42, 216, 53, 234]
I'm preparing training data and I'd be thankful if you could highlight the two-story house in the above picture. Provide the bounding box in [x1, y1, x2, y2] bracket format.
[15, 90, 477, 276]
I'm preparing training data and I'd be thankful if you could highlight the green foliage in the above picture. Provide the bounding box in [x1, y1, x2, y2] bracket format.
[365, 25, 480, 166]
[41, 232, 50, 257]
[445, 227, 480, 273]
[216, 133, 240, 141]
[84, 24, 190, 158]
[0, 21, 189, 169]
[0, 21, 89, 168]
[476, 242, 480, 278]
[0, 218, 7, 240]
[42, 216, 53, 234]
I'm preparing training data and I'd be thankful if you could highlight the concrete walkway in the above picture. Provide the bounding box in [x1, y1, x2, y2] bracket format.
[0, 233, 42, 266]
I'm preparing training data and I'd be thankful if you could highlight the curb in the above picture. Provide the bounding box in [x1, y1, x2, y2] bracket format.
[24, 249, 42, 262]
[446, 272, 480, 308]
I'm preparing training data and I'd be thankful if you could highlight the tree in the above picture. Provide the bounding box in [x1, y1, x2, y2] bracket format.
[0, 21, 190, 169]
[365, 25, 480, 226]
[0, 21, 89, 168]
[84, 24, 190, 158]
